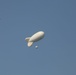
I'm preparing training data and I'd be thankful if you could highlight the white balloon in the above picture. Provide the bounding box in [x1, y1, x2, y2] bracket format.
[35, 46, 38, 49]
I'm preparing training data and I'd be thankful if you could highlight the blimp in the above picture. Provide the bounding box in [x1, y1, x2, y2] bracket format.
[25, 31, 45, 47]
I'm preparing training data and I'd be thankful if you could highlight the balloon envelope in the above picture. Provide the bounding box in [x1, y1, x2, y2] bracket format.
[35, 46, 38, 49]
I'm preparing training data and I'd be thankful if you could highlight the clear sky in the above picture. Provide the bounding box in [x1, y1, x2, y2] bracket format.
[0, 0, 76, 75]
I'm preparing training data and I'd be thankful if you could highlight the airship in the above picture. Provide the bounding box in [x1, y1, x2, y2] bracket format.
[25, 31, 45, 47]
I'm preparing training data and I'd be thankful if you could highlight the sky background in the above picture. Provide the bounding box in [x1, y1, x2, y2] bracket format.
[0, 0, 76, 75]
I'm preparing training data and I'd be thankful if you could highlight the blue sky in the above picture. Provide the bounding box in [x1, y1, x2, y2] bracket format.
[0, 0, 76, 75]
